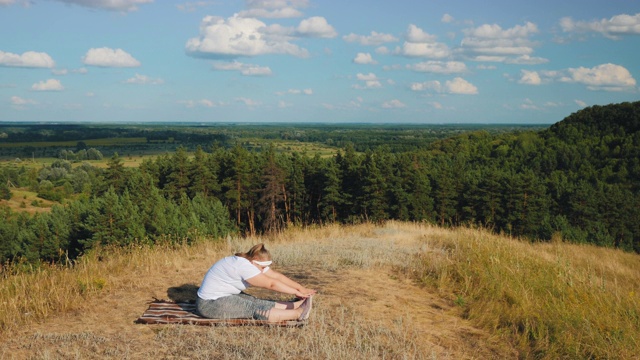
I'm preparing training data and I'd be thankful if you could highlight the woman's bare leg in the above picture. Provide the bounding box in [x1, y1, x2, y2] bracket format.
[266, 307, 303, 322]
[273, 298, 304, 310]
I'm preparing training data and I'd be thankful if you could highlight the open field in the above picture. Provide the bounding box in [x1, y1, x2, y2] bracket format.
[0, 155, 158, 169]
[0, 188, 55, 214]
[238, 138, 338, 157]
[0, 137, 149, 148]
[1, 222, 638, 359]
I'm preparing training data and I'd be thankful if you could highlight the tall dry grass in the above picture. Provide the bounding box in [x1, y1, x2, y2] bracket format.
[0, 240, 227, 335]
[413, 226, 640, 359]
[1, 222, 639, 359]
[1, 224, 448, 359]
[152, 301, 429, 360]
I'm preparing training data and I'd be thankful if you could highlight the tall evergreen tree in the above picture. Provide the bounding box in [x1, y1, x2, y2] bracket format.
[336, 144, 361, 221]
[319, 157, 343, 223]
[166, 146, 191, 201]
[104, 153, 127, 194]
[257, 147, 286, 233]
[286, 152, 307, 225]
[304, 153, 325, 224]
[221, 145, 256, 234]
[432, 157, 457, 227]
[360, 151, 387, 222]
[189, 146, 219, 199]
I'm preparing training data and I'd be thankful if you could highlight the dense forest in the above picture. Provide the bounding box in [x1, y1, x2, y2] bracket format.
[1, 101, 639, 265]
[0, 122, 542, 158]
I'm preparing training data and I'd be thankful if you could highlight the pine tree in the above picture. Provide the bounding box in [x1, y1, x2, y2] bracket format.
[189, 146, 219, 199]
[304, 154, 325, 224]
[477, 167, 503, 228]
[0, 210, 20, 263]
[319, 157, 343, 223]
[405, 154, 433, 222]
[336, 144, 361, 221]
[286, 152, 307, 225]
[433, 157, 457, 227]
[104, 153, 127, 194]
[360, 151, 387, 222]
[86, 188, 144, 248]
[166, 146, 191, 201]
[257, 146, 286, 233]
[221, 145, 256, 234]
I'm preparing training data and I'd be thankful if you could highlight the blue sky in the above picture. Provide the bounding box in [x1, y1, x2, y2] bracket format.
[1, 0, 639, 124]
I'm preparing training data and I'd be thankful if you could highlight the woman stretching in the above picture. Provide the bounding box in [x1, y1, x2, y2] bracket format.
[196, 243, 316, 322]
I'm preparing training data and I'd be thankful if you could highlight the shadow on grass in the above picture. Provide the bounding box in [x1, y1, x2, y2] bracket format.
[167, 284, 199, 303]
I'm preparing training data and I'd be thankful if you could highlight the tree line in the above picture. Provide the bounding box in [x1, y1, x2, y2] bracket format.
[1, 101, 639, 265]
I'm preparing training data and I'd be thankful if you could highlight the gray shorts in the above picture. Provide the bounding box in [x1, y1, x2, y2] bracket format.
[196, 293, 276, 321]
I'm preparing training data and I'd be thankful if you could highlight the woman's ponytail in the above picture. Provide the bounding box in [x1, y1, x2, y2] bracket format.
[235, 243, 271, 261]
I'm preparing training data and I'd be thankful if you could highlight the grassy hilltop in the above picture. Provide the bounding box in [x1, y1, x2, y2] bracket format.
[1, 222, 638, 359]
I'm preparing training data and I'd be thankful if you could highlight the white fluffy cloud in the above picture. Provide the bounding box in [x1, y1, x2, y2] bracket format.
[518, 70, 542, 85]
[186, 16, 304, 57]
[353, 52, 377, 65]
[238, 0, 309, 19]
[213, 61, 272, 76]
[560, 13, 640, 39]
[517, 63, 636, 91]
[441, 14, 454, 23]
[410, 77, 478, 94]
[239, 0, 308, 18]
[296, 16, 337, 38]
[356, 73, 377, 81]
[178, 99, 224, 108]
[381, 99, 406, 109]
[0, 51, 55, 68]
[54, 0, 153, 12]
[236, 97, 261, 107]
[505, 54, 548, 65]
[395, 24, 450, 58]
[277, 88, 313, 95]
[565, 63, 636, 91]
[343, 31, 398, 46]
[519, 98, 540, 110]
[82, 48, 141, 67]
[397, 42, 450, 58]
[446, 77, 478, 94]
[124, 74, 164, 84]
[31, 79, 64, 91]
[186, 15, 338, 58]
[406, 61, 467, 74]
[461, 22, 539, 62]
[353, 72, 382, 89]
[11, 96, 37, 106]
[574, 99, 588, 108]
[410, 81, 441, 92]
[406, 24, 436, 43]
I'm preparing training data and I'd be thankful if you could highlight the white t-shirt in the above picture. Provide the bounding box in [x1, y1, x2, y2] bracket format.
[197, 256, 270, 300]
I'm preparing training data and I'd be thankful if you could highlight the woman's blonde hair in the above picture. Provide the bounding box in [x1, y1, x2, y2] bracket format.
[235, 243, 271, 261]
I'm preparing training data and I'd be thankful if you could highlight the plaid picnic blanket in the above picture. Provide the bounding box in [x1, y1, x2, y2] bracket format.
[135, 300, 305, 327]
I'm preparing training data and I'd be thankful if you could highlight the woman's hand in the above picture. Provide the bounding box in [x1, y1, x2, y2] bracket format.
[297, 287, 317, 298]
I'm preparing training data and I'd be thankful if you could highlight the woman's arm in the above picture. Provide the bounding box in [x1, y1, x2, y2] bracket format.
[245, 273, 309, 298]
[264, 269, 316, 296]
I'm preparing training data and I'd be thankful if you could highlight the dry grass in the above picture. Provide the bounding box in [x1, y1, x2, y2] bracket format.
[413, 226, 640, 359]
[1, 188, 55, 214]
[1, 222, 638, 359]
